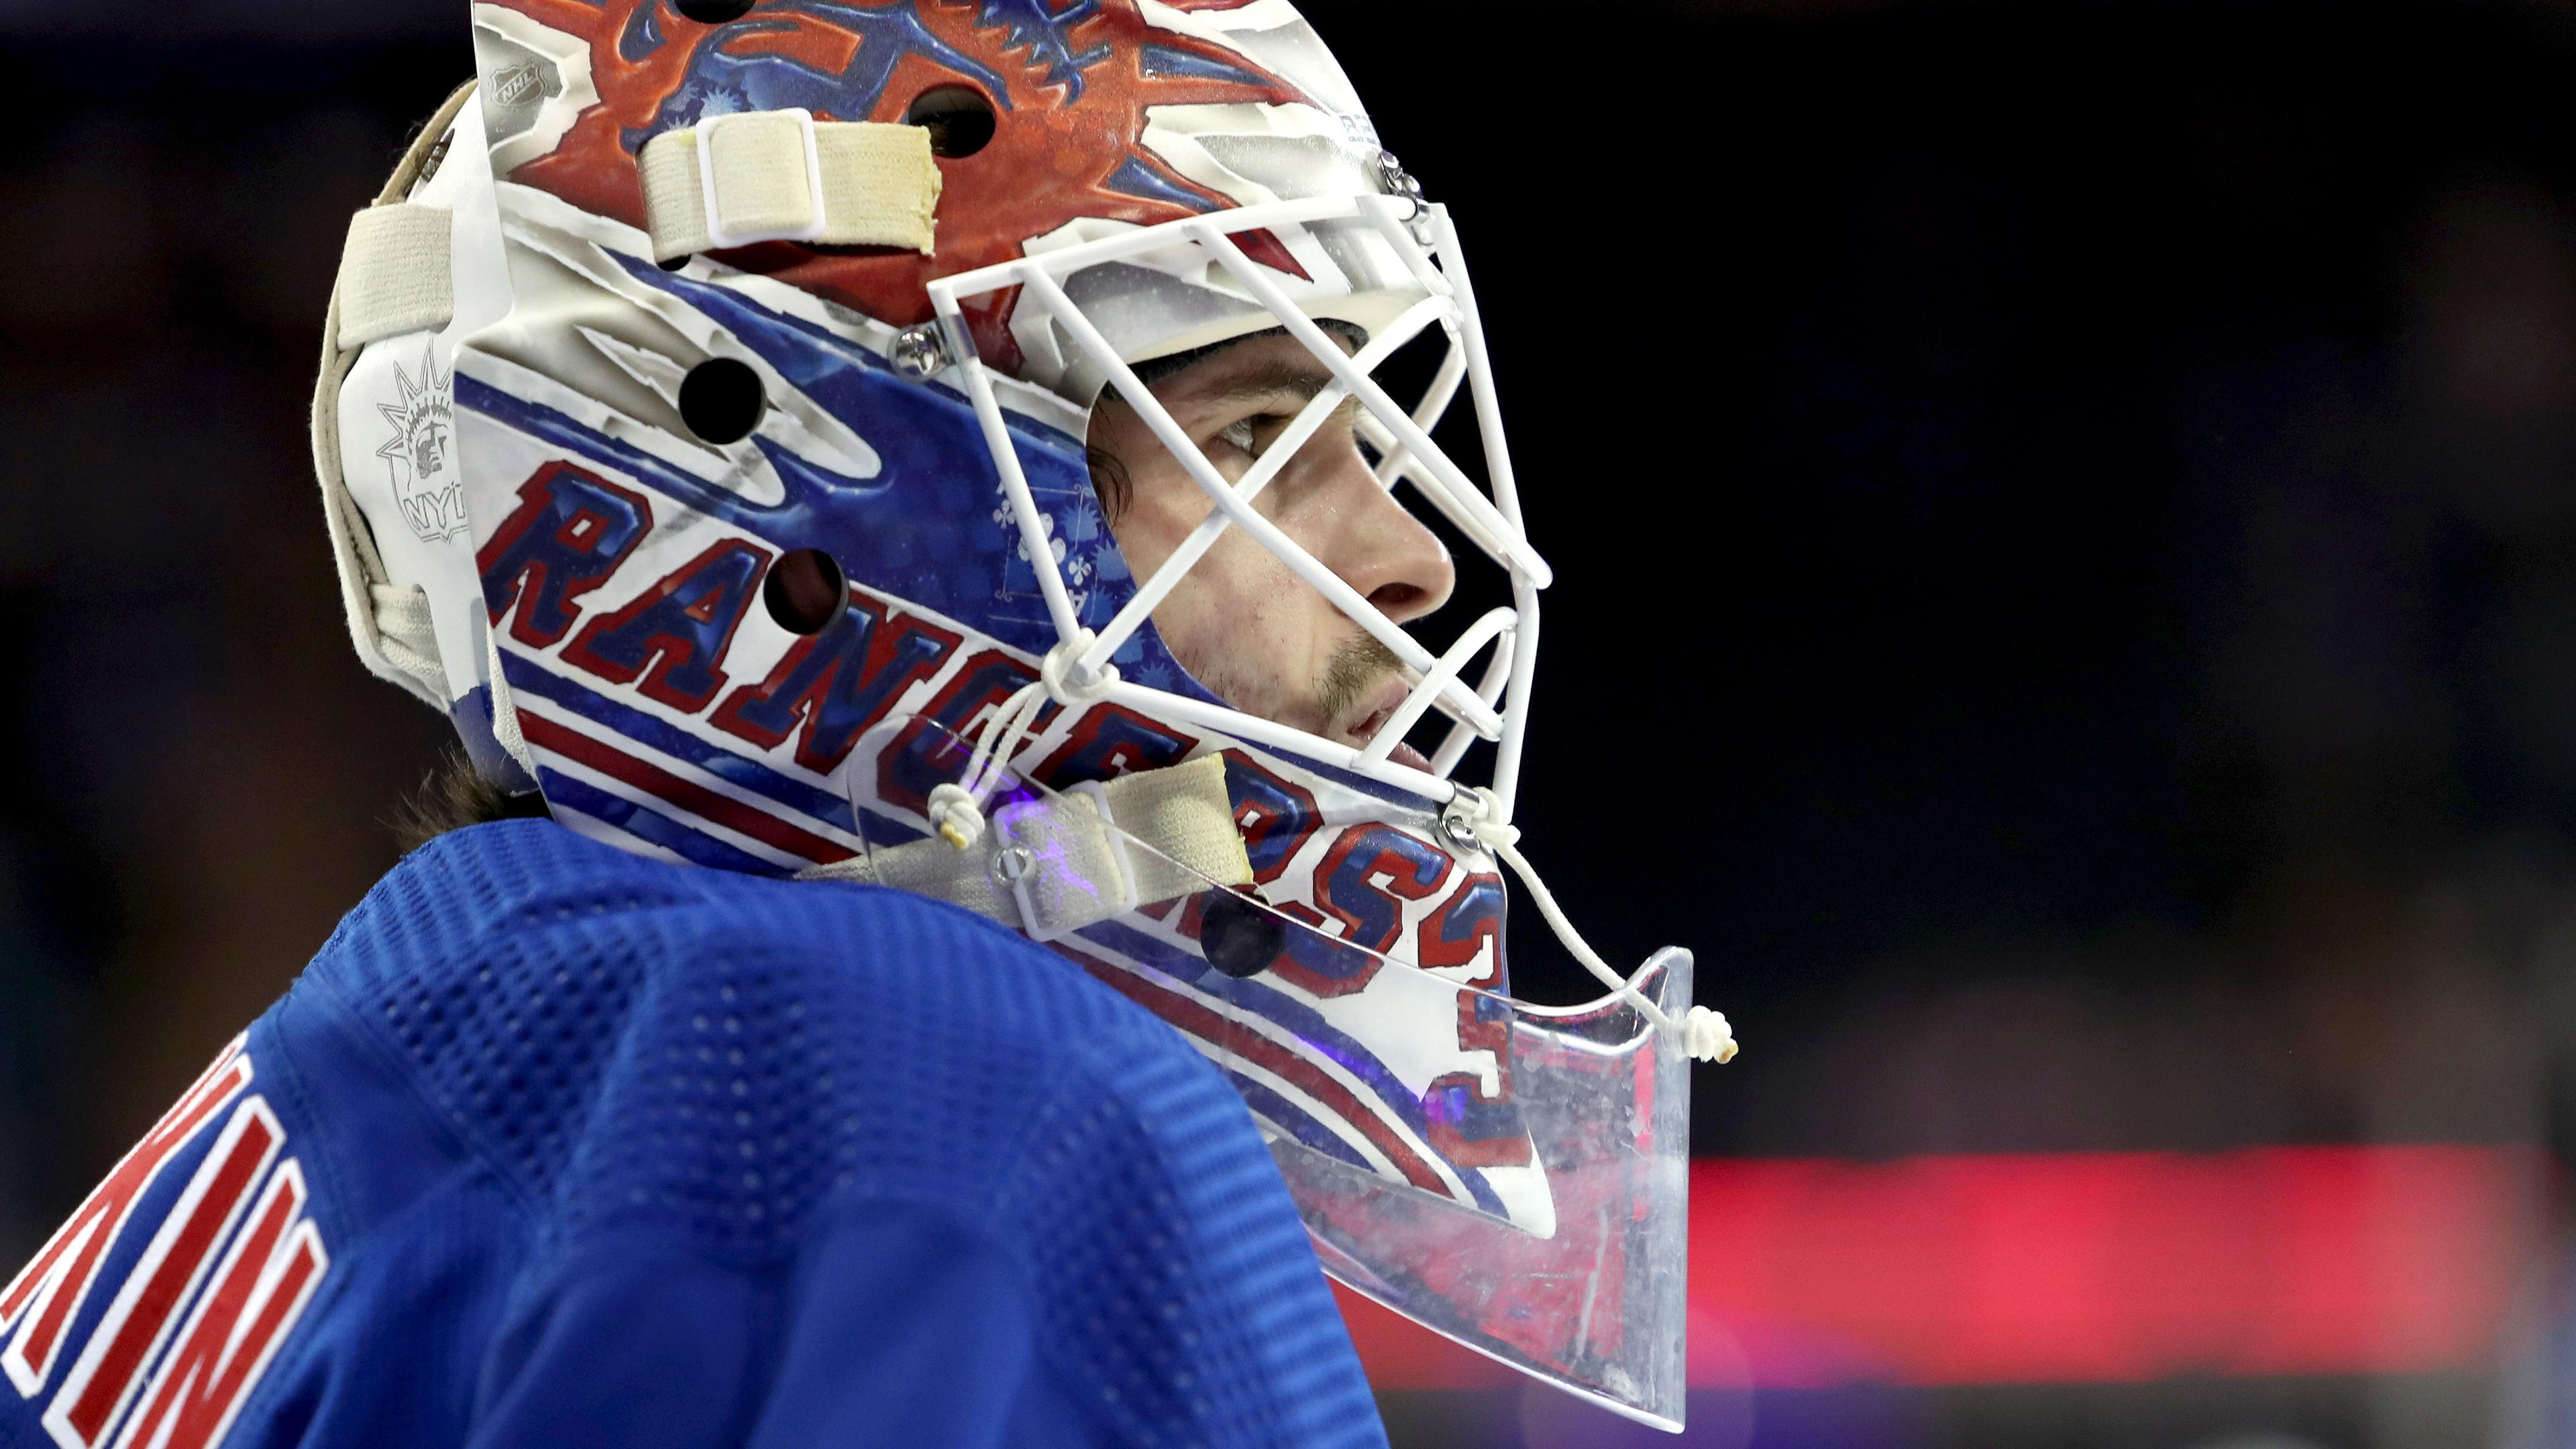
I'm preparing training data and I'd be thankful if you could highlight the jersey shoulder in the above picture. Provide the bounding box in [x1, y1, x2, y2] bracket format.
[305, 820, 1377, 1445]
[305, 818, 1247, 1244]
[309, 820, 1381, 1433]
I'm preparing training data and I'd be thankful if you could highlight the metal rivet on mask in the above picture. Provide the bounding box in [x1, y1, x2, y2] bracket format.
[1438, 811, 1483, 857]
[1199, 892, 1285, 980]
[991, 845, 1035, 888]
[679, 357, 765, 445]
[891, 323, 954, 381]
[1376, 151, 1434, 244]
[1377, 151, 1426, 215]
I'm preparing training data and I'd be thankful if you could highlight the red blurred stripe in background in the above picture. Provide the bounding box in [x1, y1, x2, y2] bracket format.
[1341, 1146, 2544, 1391]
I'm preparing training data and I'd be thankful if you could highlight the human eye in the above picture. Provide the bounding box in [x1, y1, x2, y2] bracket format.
[1207, 390, 1348, 466]
[1214, 409, 1301, 462]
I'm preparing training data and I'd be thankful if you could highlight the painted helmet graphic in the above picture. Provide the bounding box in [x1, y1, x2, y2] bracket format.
[314, 0, 1733, 1426]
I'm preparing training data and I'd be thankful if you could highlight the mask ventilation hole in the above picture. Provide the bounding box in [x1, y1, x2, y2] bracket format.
[904, 87, 997, 158]
[679, 358, 765, 445]
[764, 549, 849, 637]
[673, 0, 755, 22]
[1198, 893, 1283, 979]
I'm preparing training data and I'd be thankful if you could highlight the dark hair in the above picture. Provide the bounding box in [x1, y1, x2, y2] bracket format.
[390, 746, 551, 851]
[1085, 443, 1136, 523]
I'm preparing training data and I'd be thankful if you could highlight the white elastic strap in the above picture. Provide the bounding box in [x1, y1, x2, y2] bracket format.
[482, 620, 536, 780]
[800, 755, 1251, 934]
[1096, 757, 1252, 890]
[336, 204, 455, 348]
[639, 114, 941, 260]
[370, 584, 446, 699]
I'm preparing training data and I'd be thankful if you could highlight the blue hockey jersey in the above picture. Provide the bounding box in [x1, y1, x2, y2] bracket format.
[0, 820, 1387, 1449]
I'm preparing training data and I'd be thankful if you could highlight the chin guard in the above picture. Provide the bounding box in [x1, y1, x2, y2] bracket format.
[1281, 951, 1695, 1431]
[857, 726, 1697, 1429]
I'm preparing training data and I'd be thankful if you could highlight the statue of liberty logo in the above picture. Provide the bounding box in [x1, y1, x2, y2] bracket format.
[376, 344, 467, 542]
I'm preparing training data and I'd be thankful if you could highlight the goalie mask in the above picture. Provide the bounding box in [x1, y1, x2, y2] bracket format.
[314, 1, 1734, 1429]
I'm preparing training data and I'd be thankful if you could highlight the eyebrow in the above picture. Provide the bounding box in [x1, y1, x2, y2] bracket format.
[1203, 362, 1335, 406]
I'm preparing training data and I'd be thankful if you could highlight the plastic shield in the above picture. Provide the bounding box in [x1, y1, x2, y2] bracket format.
[1279, 953, 1693, 1432]
[841, 718, 1692, 1430]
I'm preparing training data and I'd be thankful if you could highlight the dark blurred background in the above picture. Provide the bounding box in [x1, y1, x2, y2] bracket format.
[6, 1, 2576, 1446]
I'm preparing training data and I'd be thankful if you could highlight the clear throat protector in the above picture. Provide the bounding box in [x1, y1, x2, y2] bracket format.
[810, 720, 1701, 1428]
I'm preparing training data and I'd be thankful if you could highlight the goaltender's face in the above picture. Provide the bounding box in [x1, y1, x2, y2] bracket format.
[1088, 330, 1456, 769]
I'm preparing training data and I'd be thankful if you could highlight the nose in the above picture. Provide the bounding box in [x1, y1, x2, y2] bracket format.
[1298, 437, 1455, 627]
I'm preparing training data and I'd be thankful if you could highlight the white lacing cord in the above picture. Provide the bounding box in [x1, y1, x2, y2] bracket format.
[926, 633, 1121, 850]
[1447, 790, 1739, 1065]
[370, 583, 449, 700]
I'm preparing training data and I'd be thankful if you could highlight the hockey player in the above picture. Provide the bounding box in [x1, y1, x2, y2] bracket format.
[0, 5, 1735, 1448]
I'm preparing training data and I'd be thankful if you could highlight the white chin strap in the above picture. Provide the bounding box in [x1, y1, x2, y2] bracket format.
[797, 753, 1251, 945]
[808, 639, 1740, 1067]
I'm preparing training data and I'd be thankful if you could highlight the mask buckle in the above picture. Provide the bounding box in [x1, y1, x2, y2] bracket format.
[696, 107, 830, 251]
[991, 780, 1140, 943]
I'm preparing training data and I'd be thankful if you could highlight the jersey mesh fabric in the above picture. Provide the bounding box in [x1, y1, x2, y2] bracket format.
[305, 818, 1385, 1448]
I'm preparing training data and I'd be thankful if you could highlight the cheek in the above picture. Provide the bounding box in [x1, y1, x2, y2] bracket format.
[1155, 531, 1291, 654]
[1102, 431, 1273, 612]
[1090, 417, 1340, 714]
[1265, 444, 1372, 540]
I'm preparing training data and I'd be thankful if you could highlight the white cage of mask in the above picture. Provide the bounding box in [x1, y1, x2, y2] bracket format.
[922, 193, 1548, 817]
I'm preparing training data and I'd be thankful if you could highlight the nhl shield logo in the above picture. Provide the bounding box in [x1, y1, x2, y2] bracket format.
[376, 343, 467, 543]
[493, 62, 545, 109]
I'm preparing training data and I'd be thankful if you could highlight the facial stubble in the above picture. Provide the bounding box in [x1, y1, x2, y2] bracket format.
[1319, 634, 1405, 741]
